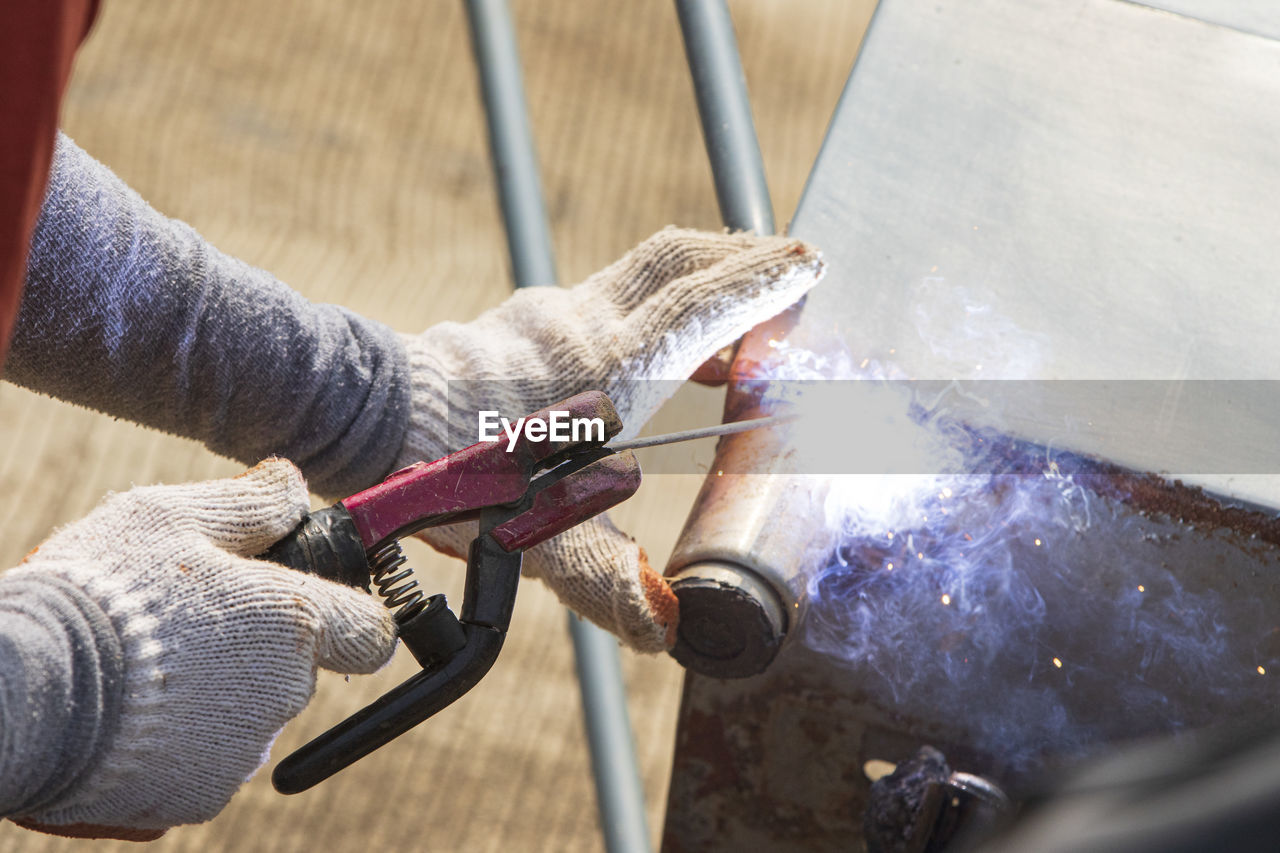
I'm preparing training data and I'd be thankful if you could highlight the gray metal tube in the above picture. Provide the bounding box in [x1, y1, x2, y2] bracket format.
[465, 0, 558, 289]
[568, 616, 653, 853]
[463, 2, 651, 851]
[675, 0, 775, 234]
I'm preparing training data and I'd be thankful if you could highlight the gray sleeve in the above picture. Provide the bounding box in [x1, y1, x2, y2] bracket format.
[5, 133, 411, 498]
[0, 572, 124, 817]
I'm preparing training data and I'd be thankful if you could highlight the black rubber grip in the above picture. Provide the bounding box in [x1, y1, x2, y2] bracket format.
[262, 504, 371, 590]
[397, 594, 468, 668]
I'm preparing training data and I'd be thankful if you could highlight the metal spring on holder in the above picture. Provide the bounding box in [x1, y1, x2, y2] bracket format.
[369, 542, 426, 621]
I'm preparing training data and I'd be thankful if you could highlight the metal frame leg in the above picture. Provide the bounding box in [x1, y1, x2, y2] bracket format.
[463, 1, 652, 851]
[675, 0, 776, 236]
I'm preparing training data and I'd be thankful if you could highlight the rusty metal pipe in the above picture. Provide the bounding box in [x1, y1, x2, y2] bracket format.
[665, 393, 837, 677]
[668, 0, 837, 678]
[664, 299, 836, 677]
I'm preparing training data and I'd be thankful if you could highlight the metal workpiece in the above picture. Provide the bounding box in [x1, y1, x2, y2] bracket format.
[663, 0, 1280, 846]
[666, 412, 829, 583]
[784, 0, 1280, 504]
[665, 0, 796, 678]
[675, 0, 775, 234]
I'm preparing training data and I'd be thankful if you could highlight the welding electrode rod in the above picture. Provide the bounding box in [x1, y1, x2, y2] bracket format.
[464, 3, 650, 852]
[608, 413, 799, 451]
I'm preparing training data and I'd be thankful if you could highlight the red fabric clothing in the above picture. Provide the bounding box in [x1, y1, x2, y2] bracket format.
[0, 0, 98, 365]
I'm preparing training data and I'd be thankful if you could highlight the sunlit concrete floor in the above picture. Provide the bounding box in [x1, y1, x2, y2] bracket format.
[0, 2, 871, 849]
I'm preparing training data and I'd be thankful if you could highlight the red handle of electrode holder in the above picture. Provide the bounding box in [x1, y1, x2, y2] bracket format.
[340, 391, 625, 550]
[341, 445, 528, 549]
[516, 391, 624, 463]
[490, 451, 642, 551]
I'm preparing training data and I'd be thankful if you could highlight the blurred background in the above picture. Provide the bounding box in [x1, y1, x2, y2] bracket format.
[0, 1, 873, 850]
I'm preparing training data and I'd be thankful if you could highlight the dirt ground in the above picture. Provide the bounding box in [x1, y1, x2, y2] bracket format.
[0, 1, 872, 849]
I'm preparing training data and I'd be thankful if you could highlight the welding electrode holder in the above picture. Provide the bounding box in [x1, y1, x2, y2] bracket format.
[258, 391, 641, 794]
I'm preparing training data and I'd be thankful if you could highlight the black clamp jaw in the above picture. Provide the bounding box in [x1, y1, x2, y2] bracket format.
[270, 505, 523, 795]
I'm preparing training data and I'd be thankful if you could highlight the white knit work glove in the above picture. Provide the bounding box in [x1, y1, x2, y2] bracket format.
[396, 227, 824, 652]
[7, 459, 396, 839]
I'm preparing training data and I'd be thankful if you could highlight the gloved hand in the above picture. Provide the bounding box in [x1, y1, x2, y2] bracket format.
[2, 459, 396, 839]
[395, 227, 824, 652]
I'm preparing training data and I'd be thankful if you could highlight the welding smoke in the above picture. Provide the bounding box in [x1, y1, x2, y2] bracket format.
[769, 277, 1279, 779]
